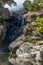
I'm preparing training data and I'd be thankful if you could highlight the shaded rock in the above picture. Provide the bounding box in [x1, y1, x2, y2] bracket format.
[0, 7, 10, 20]
[30, 14, 37, 22]
[36, 47, 43, 65]
[39, 14, 43, 18]
[23, 24, 32, 36]
[0, 25, 7, 42]
[23, 11, 43, 19]
[40, 47, 43, 60]
[26, 17, 31, 23]
[23, 24, 32, 42]
[36, 41, 43, 45]
[33, 46, 40, 51]
[31, 22, 37, 30]
[9, 35, 24, 52]
[31, 36, 42, 41]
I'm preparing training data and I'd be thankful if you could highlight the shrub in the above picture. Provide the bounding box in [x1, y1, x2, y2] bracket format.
[32, 39, 37, 44]
[36, 18, 43, 26]
[36, 17, 43, 34]
[36, 27, 43, 34]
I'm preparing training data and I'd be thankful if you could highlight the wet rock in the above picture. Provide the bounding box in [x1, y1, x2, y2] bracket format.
[40, 47, 43, 60]
[32, 31, 40, 36]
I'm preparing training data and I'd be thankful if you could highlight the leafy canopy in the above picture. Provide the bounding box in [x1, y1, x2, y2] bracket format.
[23, 0, 43, 11]
[33, 0, 43, 4]
[0, 0, 17, 6]
[23, 0, 31, 11]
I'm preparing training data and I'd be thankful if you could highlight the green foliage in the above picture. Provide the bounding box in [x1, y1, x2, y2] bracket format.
[33, 0, 43, 4]
[10, 52, 17, 59]
[0, 0, 17, 6]
[36, 18, 43, 26]
[30, 3, 40, 11]
[23, 0, 31, 11]
[23, 0, 43, 11]
[36, 18, 43, 34]
[32, 39, 37, 44]
[36, 27, 43, 34]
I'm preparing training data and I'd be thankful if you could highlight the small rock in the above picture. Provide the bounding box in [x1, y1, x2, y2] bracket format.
[31, 22, 37, 26]
[36, 41, 43, 45]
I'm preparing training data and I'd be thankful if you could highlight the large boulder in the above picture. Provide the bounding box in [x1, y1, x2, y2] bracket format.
[9, 42, 36, 65]
[9, 35, 24, 52]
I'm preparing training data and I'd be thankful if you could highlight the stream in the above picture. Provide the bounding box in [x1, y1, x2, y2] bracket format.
[0, 17, 25, 65]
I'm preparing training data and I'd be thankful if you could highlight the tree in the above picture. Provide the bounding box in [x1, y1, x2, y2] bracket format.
[0, 0, 17, 6]
[23, 0, 40, 11]
[33, 0, 43, 10]
[23, 0, 43, 12]
[33, 0, 43, 3]
[30, 3, 40, 11]
[23, 0, 31, 11]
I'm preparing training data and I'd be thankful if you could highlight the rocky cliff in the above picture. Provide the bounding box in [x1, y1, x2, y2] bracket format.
[0, 7, 25, 51]
[9, 11, 43, 65]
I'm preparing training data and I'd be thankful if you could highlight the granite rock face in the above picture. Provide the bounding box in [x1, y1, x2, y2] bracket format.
[9, 35, 24, 52]
[0, 6, 26, 52]
[9, 11, 43, 65]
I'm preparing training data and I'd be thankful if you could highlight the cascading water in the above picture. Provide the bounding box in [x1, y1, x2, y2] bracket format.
[0, 16, 26, 65]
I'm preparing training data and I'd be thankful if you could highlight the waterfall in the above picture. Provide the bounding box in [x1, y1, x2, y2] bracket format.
[22, 18, 25, 26]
